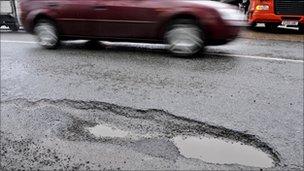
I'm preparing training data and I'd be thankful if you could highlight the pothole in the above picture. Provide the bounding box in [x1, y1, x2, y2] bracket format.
[173, 136, 274, 168]
[2, 98, 281, 169]
[87, 124, 275, 168]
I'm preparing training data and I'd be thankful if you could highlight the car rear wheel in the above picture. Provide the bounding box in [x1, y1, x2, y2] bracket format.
[165, 19, 204, 57]
[34, 19, 60, 49]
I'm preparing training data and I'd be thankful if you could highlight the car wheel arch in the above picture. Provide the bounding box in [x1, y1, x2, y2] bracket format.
[27, 10, 58, 33]
[34, 14, 58, 30]
[158, 13, 207, 42]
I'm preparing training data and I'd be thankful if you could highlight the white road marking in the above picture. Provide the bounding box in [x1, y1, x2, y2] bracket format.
[1, 40, 303, 63]
[1, 40, 36, 44]
[206, 53, 304, 63]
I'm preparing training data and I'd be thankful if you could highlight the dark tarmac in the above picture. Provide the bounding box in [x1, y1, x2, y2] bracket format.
[1, 31, 303, 170]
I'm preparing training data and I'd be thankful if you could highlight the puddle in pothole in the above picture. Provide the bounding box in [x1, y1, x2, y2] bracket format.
[87, 124, 135, 138]
[173, 136, 274, 168]
[87, 124, 155, 139]
[88, 124, 275, 168]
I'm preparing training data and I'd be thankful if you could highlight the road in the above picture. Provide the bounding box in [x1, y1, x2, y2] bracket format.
[1, 30, 303, 170]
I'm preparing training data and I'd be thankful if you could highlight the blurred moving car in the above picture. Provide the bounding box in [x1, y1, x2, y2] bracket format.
[248, 0, 304, 30]
[20, 0, 245, 56]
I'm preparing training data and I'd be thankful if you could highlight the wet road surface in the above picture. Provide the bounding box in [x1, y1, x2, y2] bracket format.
[1, 31, 303, 170]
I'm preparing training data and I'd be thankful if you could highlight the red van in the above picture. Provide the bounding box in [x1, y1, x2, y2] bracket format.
[20, 0, 245, 56]
[248, 0, 304, 30]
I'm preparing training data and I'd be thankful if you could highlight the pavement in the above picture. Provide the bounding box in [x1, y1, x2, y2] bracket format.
[1, 29, 303, 170]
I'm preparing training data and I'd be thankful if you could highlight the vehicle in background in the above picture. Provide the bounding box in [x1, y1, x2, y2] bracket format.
[248, 0, 304, 31]
[220, 0, 250, 15]
[20, 0, 245, 57]
[0, 0, 19, 31]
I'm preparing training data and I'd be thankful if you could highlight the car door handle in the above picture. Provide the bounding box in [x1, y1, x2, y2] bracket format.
[93, 6, 107, 11]
[48, 3, 59, 8]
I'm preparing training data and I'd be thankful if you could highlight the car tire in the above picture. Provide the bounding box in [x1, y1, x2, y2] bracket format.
[85, 40, 104, 49]
[34, 19, 60, 49]
[299, 25, 304, 33]
[9, 24, 19, 32]
[165, 19, 204, 57]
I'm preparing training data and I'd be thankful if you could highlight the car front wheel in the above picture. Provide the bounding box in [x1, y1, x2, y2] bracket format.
[34, 19, 60, 49]
[165, 19, 204, 57]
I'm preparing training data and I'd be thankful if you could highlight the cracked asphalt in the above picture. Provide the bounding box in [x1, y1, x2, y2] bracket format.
[1, 31, 303, 170]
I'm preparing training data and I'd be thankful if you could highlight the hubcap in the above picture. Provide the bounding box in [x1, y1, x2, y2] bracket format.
[166, 24, 203, 55]
[35, 22, 58, 47]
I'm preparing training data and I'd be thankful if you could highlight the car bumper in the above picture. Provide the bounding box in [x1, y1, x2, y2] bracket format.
[204, 19, 242, 45]
[207, 26, 241, 45]
[248, 11, 304, 25]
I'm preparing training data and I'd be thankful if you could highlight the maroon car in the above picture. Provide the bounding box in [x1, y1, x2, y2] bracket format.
[20, 0, 244, 56]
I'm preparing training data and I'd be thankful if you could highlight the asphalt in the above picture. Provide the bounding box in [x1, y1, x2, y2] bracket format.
[1, 31, 303, 170]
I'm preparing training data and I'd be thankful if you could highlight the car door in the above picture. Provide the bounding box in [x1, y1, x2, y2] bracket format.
[94, 0, 161, 39]
[52, 0, 98, 37]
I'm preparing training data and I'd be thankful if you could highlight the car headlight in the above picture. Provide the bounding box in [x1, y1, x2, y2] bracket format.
[255, 5, 270, 11]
